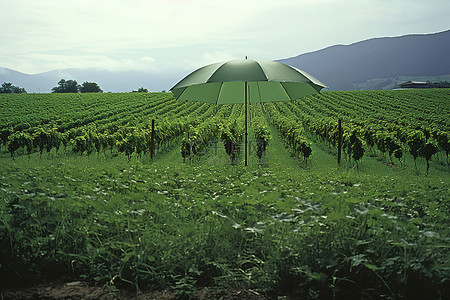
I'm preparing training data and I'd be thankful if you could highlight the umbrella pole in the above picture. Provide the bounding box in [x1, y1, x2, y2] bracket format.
[245, 81, 248, 167]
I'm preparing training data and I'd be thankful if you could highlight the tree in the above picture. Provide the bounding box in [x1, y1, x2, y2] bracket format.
[51, 79, 79, 93]
[132, 87, 148, 92]
[79, 81, 103, 93]
[0, 82, 13, 94]
[0, 82, 27, 94]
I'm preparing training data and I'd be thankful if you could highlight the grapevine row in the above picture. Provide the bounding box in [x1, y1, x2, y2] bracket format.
[283, 90, 449, 173]
[263, 102, 312, 161]
[2, 95, 215, 159]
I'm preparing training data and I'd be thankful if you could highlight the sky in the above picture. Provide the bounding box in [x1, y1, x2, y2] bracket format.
[1, 0, 449, 75]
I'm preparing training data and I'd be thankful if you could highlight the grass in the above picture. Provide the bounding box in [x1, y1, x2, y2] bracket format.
[1, 124, 449, 299]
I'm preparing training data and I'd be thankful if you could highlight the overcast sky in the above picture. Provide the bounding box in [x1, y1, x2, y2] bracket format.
[1, 0, 449, 75]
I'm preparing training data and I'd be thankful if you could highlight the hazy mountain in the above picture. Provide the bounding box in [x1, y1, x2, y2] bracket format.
[0, 67, 182, 93]
[0, 68, 49, 93]
[2, 30, 449, 92]
[277, 29, 450, 90]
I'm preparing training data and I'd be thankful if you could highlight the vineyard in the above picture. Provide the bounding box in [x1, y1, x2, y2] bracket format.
[0, 90, 449, 299]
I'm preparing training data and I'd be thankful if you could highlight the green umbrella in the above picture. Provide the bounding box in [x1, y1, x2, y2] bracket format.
[170, 59, 327, 165]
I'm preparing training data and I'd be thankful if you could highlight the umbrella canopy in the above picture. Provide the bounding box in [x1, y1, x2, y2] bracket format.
[171, 59, 327, 104]
[170, 59, 327, 166]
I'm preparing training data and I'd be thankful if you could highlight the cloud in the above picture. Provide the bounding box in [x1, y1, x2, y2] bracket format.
[2, 52, 159, 74]
[140, 56, 155, 63]
[1, 0, 449, 74]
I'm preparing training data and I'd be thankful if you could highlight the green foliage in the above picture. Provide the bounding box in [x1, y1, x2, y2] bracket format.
[0, 93, 209, 159]
[220, 119, 243, 164]
[0, 153, 448, 298]
[1, 90, 447, 171]
[79, 81, 103, 93]
[0, 82, 26, 94]
[51, 79, 79, 93]
[254, 123, 270, 160]
[265, 102, 312, 162]
[408, 130, 426, 168]
[281, 89, 448, 173]
[0, 89, 449, 298]
[420, 141, 439, 175]
[132, 87, 148, 93]
[343, 129, 365, 165]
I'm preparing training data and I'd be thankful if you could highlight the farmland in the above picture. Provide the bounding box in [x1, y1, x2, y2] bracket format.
[0, 90, 449, 299]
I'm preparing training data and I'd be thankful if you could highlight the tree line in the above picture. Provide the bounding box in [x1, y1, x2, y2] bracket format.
[426, 81, 450, 88]
[52, 79, 103, 93]
[1, 80, 150, 94]
[0, 80, 103, 94]
[51, 80, 150, 93]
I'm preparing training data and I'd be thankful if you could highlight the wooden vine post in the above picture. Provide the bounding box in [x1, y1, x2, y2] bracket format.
[183, 132, 189, 163]
[244, 81, 248, 167]
[150, 119, 155, 160]
[338, 118, 342, 165]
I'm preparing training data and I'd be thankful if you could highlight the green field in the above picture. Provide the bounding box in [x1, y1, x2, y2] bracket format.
[0, 90, 449, 299]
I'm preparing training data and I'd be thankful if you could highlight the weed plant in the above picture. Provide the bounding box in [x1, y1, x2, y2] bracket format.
[1, 130, 448, 299]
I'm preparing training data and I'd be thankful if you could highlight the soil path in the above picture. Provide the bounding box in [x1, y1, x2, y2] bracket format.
[1, 280, 272, 300]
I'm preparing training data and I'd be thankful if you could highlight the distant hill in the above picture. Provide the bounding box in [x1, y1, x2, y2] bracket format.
[0, 68, 47, 93]
[277, 30, 450, 90]
[0, 67, 181, 93]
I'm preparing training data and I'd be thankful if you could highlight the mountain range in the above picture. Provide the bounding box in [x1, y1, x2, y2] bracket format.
[1, 29, 449, 93]
[277, 29, 450, 90]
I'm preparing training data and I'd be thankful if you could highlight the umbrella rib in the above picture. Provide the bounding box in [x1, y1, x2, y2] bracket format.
[175, 87, 187, 100]
[256, 82, 262, 103]
[279, 82, 293, 101]
[255, 62, 269, 81]
[207, 61, 228, 84]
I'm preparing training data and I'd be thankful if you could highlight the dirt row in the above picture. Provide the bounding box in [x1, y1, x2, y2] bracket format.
[1, 280, 277, 300]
